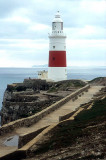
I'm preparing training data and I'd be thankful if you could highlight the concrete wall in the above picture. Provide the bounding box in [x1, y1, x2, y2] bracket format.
[0, 85, 90, 136]
[0, 150, 26, 160]
[59, 110, 76, 122]
[18, 126, 48, 148]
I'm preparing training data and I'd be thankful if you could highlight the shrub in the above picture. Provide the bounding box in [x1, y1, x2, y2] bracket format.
[16, 85, 26, 91]
[7, 85, 15, 92]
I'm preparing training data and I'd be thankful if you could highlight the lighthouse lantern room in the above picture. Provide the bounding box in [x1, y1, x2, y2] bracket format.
[48, 11, 67, 81]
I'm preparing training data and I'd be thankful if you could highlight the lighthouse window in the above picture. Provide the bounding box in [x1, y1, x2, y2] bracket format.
[53, 57, 55, 60]
[61, 22, 63, 30]
[52, 22, 56, 30]
[53, 46, 55, 49]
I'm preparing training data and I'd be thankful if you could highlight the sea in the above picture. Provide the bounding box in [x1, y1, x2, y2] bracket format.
[0, 66, 106, 113]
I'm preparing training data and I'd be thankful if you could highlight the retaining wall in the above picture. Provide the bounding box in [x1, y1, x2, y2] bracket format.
[18, 126, 49, 148]
[59, 110, 76, 122]
[0, 85, 90, 135]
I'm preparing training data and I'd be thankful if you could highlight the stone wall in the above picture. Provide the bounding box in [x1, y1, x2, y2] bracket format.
[0, 85, 90, 136]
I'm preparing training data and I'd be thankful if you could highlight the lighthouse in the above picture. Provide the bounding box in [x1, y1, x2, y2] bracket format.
[48, 11, 67, 81]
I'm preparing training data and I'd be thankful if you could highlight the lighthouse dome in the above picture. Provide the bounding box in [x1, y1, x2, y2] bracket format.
[52, 11, 63, 22]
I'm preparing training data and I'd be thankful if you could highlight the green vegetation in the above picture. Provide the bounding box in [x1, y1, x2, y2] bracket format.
[48, 80, 86, 92]
[7, 85, 15, 92]
[7, 84, 26, 92]
[57, 80, 86, 90]
[19, 113, 29, 118]
[89, 77, 103, 83]
[75, 98, 106, 123]
[15, 85, 26, 91]
[72, 80, 85, 87]
[7, 79, 86, 93]
[47, 86, 58, 93]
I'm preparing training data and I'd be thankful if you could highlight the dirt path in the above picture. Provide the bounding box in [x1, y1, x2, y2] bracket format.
[0, 86, 103, 157]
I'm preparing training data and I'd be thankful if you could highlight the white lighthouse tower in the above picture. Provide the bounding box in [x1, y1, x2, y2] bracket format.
[48, 11, 67, 82]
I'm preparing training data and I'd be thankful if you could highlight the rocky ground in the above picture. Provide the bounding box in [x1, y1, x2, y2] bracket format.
[89, 77, 106, 86]
[1, 79, 86, 125]
[22, 87, 106, 160]
[0, 77, 106, 160]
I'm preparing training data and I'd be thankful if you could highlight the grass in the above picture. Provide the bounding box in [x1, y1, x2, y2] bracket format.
[75, 98, 106, 123]
[47, 80, 86, 92]
[89, 77, 104, 83]
[47, 87, 58, 93]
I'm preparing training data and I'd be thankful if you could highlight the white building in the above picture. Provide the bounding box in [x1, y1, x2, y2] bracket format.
[38, 70, 48, 80]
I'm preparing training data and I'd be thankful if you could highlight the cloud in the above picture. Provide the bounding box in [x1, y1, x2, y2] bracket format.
[67, 39, 106, 66]
[0, 38, 49, 67]
[0, 0, 105, 67]
[0, 0, 31, 18]
[66, 25, 106, 39]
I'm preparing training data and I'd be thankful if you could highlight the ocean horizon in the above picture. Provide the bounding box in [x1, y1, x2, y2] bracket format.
[0, 66, 106, 112]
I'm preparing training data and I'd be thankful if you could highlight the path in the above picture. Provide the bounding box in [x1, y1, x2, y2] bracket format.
[0, 86, 103, 157]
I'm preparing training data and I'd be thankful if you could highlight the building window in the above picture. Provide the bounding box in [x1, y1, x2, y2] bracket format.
[53, 46, 55, 49]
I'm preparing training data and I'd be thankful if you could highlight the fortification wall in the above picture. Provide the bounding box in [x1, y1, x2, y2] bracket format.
[0, 85, 90, 136]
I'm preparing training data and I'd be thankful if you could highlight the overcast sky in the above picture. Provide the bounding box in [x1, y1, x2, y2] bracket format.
[0, 0, 106, 67]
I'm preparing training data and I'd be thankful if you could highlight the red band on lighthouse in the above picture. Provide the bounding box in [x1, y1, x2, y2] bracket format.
[49, 51, 66, 67]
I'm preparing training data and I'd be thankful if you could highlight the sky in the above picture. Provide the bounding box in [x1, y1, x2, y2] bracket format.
[0, 0, 106, 67]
